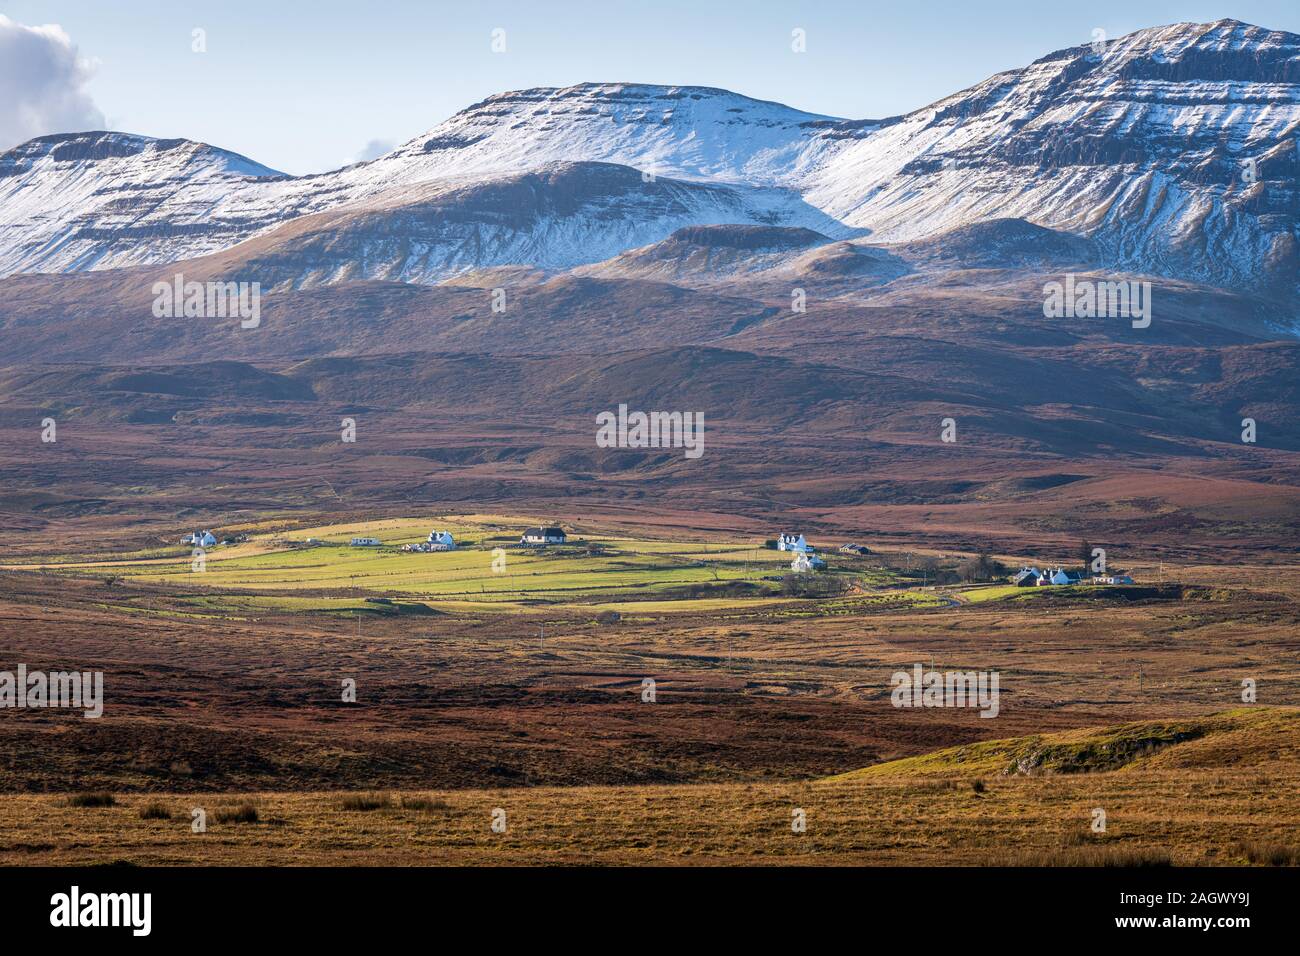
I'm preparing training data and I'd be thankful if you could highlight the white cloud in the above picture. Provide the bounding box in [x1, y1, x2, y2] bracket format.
[352, 138, 395, 163]
[0, 15, 105, 152]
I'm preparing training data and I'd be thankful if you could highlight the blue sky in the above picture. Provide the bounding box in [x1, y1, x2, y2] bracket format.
[4, 0, 1299, 174]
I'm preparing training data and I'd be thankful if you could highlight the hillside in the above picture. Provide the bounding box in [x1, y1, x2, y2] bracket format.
[828, 708, 1300, 780]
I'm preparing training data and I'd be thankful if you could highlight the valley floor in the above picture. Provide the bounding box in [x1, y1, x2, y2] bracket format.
[3, 514, 1299, 866]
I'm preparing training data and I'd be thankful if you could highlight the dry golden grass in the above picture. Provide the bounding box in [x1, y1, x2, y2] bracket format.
[3, 709, 1297, 867]
[3, 769, 1296, 867]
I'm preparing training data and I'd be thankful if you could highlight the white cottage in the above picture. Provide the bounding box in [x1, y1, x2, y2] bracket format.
[777, 533, 810, 553]
[427, 530, 456, 551]
[791, 552, 826, 572]
[520, 527, 566, 546]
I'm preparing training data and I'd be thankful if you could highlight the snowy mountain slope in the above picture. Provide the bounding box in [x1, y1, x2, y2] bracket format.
[0, 19, 1294, 304]
[376, 82, 860, 186]
[0, 85, 853, 277]
[186, 162, 853, 287]
[804, 19, 1299, 296]
[0, 131, 285, 274]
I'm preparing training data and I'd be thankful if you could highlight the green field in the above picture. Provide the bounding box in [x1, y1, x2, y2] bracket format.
[41, 516, 887, 612]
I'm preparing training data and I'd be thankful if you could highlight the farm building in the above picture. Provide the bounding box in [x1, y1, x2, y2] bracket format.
[839, 543, 871, 555]
[182, 530, 217, 548]
[350, 536, 381, 547]
[1012, 567, 1041, 586]
[520, 527, 566, 546]
[1037, 568, 1079, 586]
[777, 533, 811, 552]
[791, 552, 826, 572]
[427, 530, 456, 550]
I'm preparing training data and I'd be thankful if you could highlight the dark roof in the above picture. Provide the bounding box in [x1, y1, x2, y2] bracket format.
[522, 527, 565, 537]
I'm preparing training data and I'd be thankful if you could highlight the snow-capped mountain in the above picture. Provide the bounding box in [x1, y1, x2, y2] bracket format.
[191, 162, 852, 289]
[803, 19, 1300, 297]
[0, 132, 285, 274]
[0, 19, 1295, 299]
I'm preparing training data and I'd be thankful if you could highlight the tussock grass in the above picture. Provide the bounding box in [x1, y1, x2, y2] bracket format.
[214, 803, 259, 824]
[1236, 841, 1300, 866]
[338, 792, 393, 812]
[66, 792, 115, 808]
[138, 803, 172, 820]
[996, 847, 1172, 867]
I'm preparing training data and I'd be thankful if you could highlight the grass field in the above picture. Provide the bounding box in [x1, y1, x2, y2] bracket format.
[4, 709, 1295, 866]
[10, 515, 884, 611]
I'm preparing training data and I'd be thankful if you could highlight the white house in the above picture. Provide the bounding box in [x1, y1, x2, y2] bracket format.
[183, 530, 217, 548]
[1012, 566, 1041, 586]
[777, 533, 811, 553]
[1043, 568, 1075, 585]
[428, 530, 456, 550]
[350, 536, 381, 547]
[520, 527, 566, 546]
[791, 552, 826, 572]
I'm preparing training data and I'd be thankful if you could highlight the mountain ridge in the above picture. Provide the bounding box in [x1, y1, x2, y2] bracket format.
[0, 18, 1295, 305]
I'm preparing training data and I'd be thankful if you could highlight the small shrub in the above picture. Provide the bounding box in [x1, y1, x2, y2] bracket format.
[970, 780, 986, 794]
[215, 803, 259, 824]
[67, 792, 115, 808]
[339, 792, 392, 812]
[139, 803, 172, 820]
[595, 610, 621, 625]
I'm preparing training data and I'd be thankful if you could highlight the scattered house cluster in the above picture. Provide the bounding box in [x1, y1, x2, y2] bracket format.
[403, 530, 457, 553]
[1012, 565, 1134, 587]
[777, 532, 831, 571]
[520, 527, 567, 547]
[181, 530, 217, 548]
[350, 536, 381, 547]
